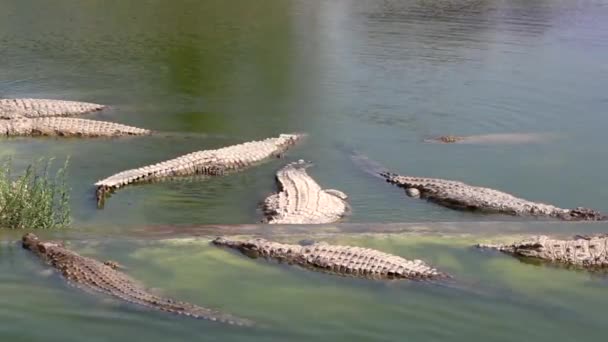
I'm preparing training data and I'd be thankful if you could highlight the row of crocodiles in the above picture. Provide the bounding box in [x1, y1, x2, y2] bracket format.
[5, 98, 608, 326]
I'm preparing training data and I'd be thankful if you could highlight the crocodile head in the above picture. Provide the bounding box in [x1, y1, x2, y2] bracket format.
[22, 233, 62, 255]
[277, 133, 306, 146]
[438, 135, 463, 143]
[22, 233, 40, 250]
[423, 135, 465, 143]
[562, 207, 607, 221]
[509, 236, 548, 257]
[212, 237, 265, 258]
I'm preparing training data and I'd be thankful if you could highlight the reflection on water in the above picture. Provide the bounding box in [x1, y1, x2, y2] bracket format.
[1, 230, 606, 341]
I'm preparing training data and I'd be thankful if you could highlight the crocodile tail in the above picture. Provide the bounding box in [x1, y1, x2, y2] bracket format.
[170, 301, 254, 326]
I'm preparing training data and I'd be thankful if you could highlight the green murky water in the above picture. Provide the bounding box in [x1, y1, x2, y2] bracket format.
[1, 229, 607, 342]
[1, 0, 608, 340]
[1, 0, 608, 225]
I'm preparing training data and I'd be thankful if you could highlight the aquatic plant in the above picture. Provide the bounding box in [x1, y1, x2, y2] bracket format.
[0, 158, 71, 229]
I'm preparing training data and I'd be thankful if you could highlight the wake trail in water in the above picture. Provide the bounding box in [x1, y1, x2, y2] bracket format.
[149, 131, 233, 140]
[335, 143, 388, 179]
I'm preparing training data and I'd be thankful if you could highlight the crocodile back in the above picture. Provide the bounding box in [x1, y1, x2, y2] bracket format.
[215, 237, 445, 280]
[381, 172, 568, 217]
[95, 134, 302, 191]
[0, 98, 105, 118]
[263, 161, 349, 224]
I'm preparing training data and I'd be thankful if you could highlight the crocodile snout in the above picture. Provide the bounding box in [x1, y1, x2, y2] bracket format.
[22, 233, 40, 250]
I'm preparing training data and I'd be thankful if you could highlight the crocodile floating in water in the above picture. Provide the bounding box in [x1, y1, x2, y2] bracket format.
[212, 237, 446, 279]
[0, 98, 106, 118]
[0, 98, 151, 137]
[22, 233, 252, 326]
[349, 151, 605, 221]
[424, 133, 554, 144]
[476, 235, 608, 269]
[0, 117, 150, 137]
[95, 133, 304, 204]
[263, 160, 349, 224]
[381, 171, 606, 221]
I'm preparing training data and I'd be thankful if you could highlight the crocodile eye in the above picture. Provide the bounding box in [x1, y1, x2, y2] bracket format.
[37, 244, 48, 253]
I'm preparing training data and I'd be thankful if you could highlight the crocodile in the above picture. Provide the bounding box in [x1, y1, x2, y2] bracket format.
[424, 133, 554, 144]
[95, 133, 304, 204]
[0, 117, 150, 137]
[381, 171, 606, 221]
[0, 98, 152, 137]
[263, 160, 349, 224]
[380, 171, 608, 221]
[212, 237, 446, 279]
[476, 235, 608, 269]
[0, 98, 105, 118]
[348, 150, 605, 221]
[22, 233, 253, 326]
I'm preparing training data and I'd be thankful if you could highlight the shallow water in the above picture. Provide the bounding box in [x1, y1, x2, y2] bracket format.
[1, 0, 608, 340]
[1, 229, 607, 342]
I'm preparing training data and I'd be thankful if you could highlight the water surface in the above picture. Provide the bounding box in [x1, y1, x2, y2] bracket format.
[1, 0, 608, 226]
[1, 0, 608, 340]
[1, 229, 607, 342]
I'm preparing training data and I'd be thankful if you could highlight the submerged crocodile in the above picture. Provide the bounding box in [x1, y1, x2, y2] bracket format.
[381, 171, 606, 221]
[263, 160, 349, 224]
[0, 98, 151, 137]
[476, 235, 608, 269]
[95, 133, 304, 204]
[424, 133, 554, 144]
[212, 237, 446, 279]
[22, 233, 252, 326]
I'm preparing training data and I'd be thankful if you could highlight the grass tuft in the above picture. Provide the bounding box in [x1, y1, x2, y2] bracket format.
[0, 158, 71, 229]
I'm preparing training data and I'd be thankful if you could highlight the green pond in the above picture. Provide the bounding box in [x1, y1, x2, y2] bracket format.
[1, 226, 608, 342]
[1, 0, 608, 341]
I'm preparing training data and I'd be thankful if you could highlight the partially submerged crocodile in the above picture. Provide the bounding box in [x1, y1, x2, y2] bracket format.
[22, 233, 252, 326]
[381, 171, 606, 221]
[424, 133, 554, 144]
[212, 237, 446, 279]
[476, 235, 608, 269]
[0, 98, 106, 118]
[263, 160, 349, 224]
[349, 151, 605, 221]
[0, 117, 150, 137]
[95, 133, 303, 204]
[0, 98, 151, 137]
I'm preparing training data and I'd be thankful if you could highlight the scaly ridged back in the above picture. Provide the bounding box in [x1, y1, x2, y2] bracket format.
[381, 172, 605, 220]
[213, 237, 445, 279]
[0, 117, 150, 137]
[263, 160, 348, 224]
[0, 98, 106, 118]
[95, 134, 302, 192]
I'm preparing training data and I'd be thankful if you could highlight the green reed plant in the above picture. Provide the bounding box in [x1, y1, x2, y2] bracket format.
[0, 158, 71, 229]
